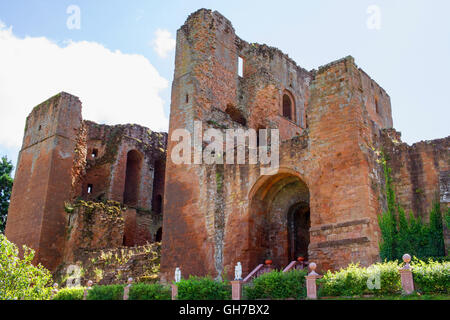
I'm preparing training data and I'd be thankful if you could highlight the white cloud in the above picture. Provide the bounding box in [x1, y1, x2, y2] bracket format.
[0, 22, 169, 149]
[152, 29, 176, 58]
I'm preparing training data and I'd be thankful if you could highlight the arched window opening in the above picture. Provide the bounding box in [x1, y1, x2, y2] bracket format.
[282, 92, 295, 121]
[123, 150, 142, 206]
[155, 227, 163, 242]
[225, 104, 247, 126]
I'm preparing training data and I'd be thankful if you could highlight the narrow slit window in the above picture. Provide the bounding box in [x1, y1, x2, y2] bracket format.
[238, 56, 244, 77]
[375, 98, 380, 114]
[87, 184, 93, 194]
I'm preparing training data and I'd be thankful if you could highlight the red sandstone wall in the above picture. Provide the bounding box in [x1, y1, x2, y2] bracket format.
[6, 92, 82, 271]
[382, 129, 450, 220]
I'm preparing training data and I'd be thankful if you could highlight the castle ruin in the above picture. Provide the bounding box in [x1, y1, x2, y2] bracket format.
[5, 9, 449, 281]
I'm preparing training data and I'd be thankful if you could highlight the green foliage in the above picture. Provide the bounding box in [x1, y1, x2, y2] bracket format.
[128, 283, 171, 300]
[243, 269, 308, 300]
[411, 259, 450, 294]
[0, 156, 13, 234]
[0, 234, 53, 300]
[52, 287, 85, 300]
[318, 262, 402, 297]
[86, 284, 124, 300]
[378, 152, 446, 261]
[176, 276, 231, 300]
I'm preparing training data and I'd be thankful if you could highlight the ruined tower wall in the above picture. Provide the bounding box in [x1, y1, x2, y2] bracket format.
[5, 92, 82, 271]
[161, 10, 394, 279]
[381, 129, 450, 219]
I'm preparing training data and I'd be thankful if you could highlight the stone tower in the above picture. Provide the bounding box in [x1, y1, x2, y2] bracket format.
[6, 92, 82, 271]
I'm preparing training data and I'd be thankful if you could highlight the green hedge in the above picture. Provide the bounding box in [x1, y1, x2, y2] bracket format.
[53, 287, 85, 300]
[128, 283, 171, 300]
[412, 259, 450, 294]
[318, 262, 402, 297]
[86, 284, 124, 300]
[244, 269, 308, 300]
[177, 276, 231, 300]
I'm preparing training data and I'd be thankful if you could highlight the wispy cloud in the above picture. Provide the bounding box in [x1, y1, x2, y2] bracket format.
[0, 22, 169, 149]
[152, 28, 176, 59]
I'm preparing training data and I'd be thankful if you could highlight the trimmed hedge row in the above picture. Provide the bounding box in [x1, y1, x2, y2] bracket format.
[53, 287, 85, 300]
[244, 269, 308, 300]
[177, 276, 231, 300]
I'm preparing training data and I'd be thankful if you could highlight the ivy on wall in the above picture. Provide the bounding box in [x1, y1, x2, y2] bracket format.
[378, 153, 447, 261]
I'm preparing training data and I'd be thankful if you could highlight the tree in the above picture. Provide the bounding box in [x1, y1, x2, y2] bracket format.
[0, 234, 53, 300]
[0, 156, 13, 234]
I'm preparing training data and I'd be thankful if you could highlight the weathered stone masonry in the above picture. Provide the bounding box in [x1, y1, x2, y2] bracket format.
[159, 9, 449, 281]
[5, 9, 449, 280]
[6, 92, 167, 272]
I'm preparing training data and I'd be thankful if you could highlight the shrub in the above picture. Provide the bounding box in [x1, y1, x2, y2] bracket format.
[319, 262, 402, 297]
[244, 269, 308, 300]
[53, 287, 85, 300]
[412, 259, 450, 294]
[177, 276, 231, 300]
[0, 234, 53, 300]
[128, 283, 171, 300]
[86, 284, 124, 300]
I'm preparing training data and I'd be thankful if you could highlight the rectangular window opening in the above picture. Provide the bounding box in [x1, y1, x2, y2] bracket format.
[91, 148, 98, 158]
[87, 184, 93, 194]
[238, 56, 244, 78]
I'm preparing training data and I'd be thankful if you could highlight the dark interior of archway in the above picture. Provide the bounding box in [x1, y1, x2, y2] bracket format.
[123, 150, 142, 206]
[287, 202, 310, 261]
[155, 227, 162, 242]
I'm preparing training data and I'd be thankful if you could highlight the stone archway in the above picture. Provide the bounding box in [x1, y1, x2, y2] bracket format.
[248, 171, 310, 269]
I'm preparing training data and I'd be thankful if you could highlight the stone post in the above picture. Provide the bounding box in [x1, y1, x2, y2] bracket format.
[123, 277, 133, 300]
[171, 284, 178, 300]
[83, 280, 93, 300]
[231, 281, 243, 300]
[305, 262, 321, 300]
[399, 254, 414, 295]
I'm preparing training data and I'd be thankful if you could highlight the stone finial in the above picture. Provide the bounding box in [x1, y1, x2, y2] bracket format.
[308, 262, 319, 276]
[175, 267, 182, 283]
[234, 262, 243, 281]
[52, 283, 59, 296]
[87, 280, 93, 288]
[402, 254, 412, 269]
[127, 277, 134, 285]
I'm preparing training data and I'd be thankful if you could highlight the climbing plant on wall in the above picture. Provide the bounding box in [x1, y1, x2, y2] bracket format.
[378, 153, 446, 261]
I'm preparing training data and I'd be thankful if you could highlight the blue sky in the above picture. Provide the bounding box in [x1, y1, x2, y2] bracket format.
[0, 0, 449, 170]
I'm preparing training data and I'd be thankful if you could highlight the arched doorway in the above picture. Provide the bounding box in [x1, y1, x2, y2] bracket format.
[248, 171, 310, 269]
[123, 150, 142, 206]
